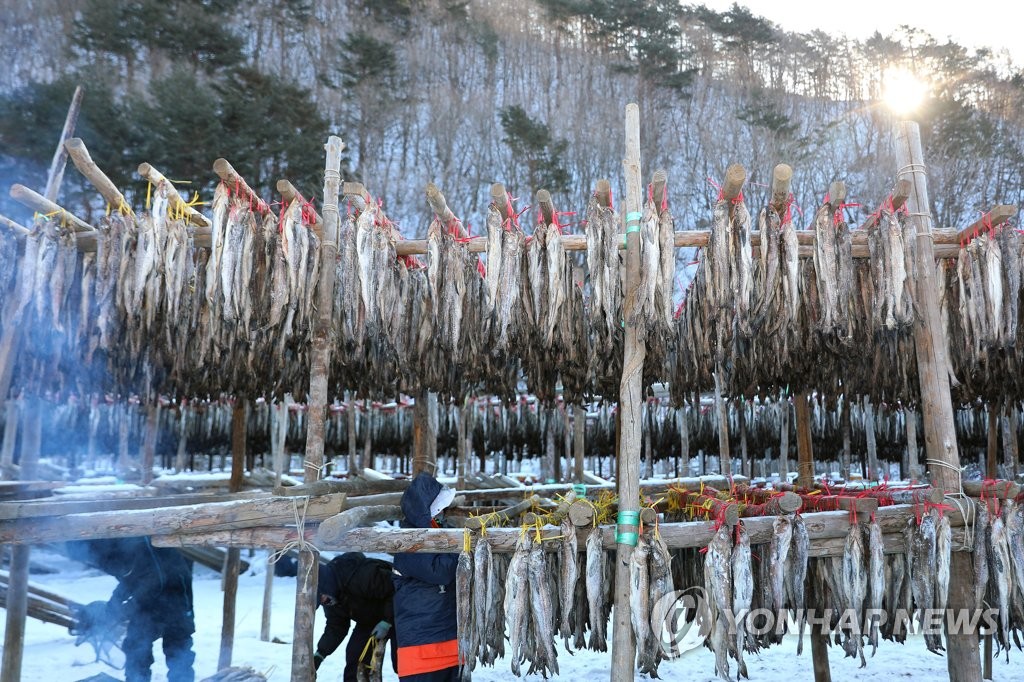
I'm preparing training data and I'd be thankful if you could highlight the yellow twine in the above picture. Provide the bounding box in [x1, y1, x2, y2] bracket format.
[462, 528, 471, 553]
[358, 633, 377, 664]
[145, 182, 152, 210]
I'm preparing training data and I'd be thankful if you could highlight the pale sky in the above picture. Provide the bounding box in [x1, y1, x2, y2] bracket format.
[699, 0, 1023, 67]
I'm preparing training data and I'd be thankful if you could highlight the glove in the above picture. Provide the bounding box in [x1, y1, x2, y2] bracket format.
[69, 601, 109, 640]
[313, 650, 326, 670]
[371, 621, 391, 639]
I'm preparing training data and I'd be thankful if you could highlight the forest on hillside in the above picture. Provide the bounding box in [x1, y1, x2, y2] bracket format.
[1, 0, 1022, 261]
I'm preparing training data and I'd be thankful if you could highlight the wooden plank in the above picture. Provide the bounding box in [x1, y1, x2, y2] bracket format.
[612, 102, 644, 682]
[151, 525, 317, 550]
[0, 494, 346, 544]
[897, 119, 981, 682]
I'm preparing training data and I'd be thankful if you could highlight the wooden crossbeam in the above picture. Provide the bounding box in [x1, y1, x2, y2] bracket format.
[955, 204, 1017, 244]
[137, 162, 211, 228]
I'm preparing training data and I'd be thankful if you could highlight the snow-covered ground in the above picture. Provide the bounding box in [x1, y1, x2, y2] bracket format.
[4, 547, 1023, 682]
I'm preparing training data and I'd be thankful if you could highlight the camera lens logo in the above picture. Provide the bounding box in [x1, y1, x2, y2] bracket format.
[651, 586, 712, 658]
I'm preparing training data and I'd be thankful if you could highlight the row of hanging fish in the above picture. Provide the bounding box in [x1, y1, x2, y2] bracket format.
[455, 522, 623, 678]
[673, 195, 925, 403]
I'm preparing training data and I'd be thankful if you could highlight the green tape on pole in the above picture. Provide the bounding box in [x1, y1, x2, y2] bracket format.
[625, 211, 643, 223]
[617, 510, 640, 525]
[615, 531, 639, 546]
[572, 484, 587, 497]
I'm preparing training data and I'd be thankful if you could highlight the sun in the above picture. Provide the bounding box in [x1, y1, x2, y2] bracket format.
[883, 67, 928, 116]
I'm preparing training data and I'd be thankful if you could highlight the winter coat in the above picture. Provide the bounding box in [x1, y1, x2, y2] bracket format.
[316, 552, 395, 658]
[392, 473, 459, 677]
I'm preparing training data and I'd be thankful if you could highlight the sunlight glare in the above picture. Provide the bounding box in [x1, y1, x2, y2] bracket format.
[883, 68, 928, 116]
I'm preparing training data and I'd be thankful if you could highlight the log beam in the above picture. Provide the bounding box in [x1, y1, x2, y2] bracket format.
[136, 163, 210, 228]
[0, 494, 346, 544]
[65, 138, 131, 213]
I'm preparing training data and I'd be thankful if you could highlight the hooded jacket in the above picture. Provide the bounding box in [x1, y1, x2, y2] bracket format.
[316, 552, 395, 658]
[392, 473, 459, 676]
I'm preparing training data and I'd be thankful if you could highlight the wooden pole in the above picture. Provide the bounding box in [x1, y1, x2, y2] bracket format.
[738, 399, 750, 478]
[715, 370, 730, 475]
[906, 407, 920, 480]
[45, 85, 83, 202]
[779, 396, 790, 481]
[794, 390, 830, 680]
[361, 401, 373, 472]
[574, 405, 585, 483]
[304, 136, 344, 484]
[864, 398, 878, 481]
[140, 402, 159, 485]
[346, 395, 357, 476]
[64, 137, 131, 213]
[0, 399, 19, 479]
[770, 163, 793, 213]
[795, 392, 815, 488]
[456, 401, 467, 490]
[897, 119, 981, 682]
[1, 400, 40, 682]
[220, 396, 245, 669]
[1002, 401, 1018, 479]
[611, 102, 645, 682]
[137, 162, 210, 228]
[840, 396, 851, 482]
[412, 391, 437, 476]
[260, 549, 275, 642]
[561, 403, 570, 483]
[986, 405, 999, 480]
[291, 546, 319, 682]
[679, 406, 690, 478]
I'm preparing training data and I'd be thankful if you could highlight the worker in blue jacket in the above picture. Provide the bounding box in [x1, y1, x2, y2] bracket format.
[392, 472, 460, 681]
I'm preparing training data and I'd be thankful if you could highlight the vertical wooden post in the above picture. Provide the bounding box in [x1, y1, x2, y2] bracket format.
[559, 402, 569, 482]
[175, 402, 189, 473]
[261, 550, 275, 642]
[291, 547, 319, 682]
[642, 402, 653, 480]
[796, 392, 814, 487]
[574, 405, 585, 483]
[863, 398, 878, 481]
[219, 397, 246, 670]
[986, 406, 999, 480]
[0, 398, 19, 479]
[906, 407, 920, 480]
[779, 395, 790, 482]
[117, 405, 131, 478]
[897, 119, 981, 682]
[412, 391, 437, 476]
[679, 406, 689, 478]
[304, 135, 345, 484]
[361, 401, 373, 472]
[714, 371, 730, 475]
[141, 401, 159, 485]
[345, 395, 356, 476]
[544, 407, 556, 483]
[1002, 401, 1018, 478]
[611, 102, 645, 682]
[841, 396, 852, 482]
[795, 390, 830, 681]
[456, 400, 467, 490]
[1, 399, 41, 682]
[738, 399, 749, 478]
